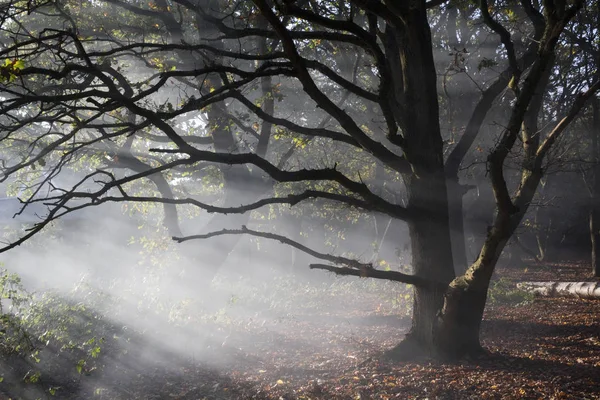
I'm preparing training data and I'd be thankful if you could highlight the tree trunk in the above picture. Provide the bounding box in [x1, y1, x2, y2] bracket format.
[533, 179, 550, 261]
[434, 277, 488, 358]
[405, 182, 455, 352]
[384, 6, 456, 355]
[435, 21, 569, 356]
[447, 179, 469, 275]
[590, 210, 600, 277]
[435, 221, 511, 358]
[590, 98, 600, 277]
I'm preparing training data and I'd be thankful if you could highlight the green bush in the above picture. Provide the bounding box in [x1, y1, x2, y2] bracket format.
[0, 268, 112, 397]
[0, 269, 34, 355]
[487, 277, 534, 306]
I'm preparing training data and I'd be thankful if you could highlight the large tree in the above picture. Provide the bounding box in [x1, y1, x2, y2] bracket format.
[1, 0, 598, 359]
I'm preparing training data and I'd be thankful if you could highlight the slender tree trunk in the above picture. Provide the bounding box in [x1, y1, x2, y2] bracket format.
[533, 179, 549, 261]
[442, 4, 476, 273]
[590, 98, 600, 277]
[447, 179, 469, 275]
[591, 2, 600, 278]
[590, 210, 600, 277]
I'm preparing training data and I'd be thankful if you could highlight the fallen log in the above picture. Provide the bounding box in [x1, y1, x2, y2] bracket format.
[517, 281, 600, 299]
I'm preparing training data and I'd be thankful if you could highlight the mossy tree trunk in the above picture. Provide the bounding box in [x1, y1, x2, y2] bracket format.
[435, 2, 593, 357]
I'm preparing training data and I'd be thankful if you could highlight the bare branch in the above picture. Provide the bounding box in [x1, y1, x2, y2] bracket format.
[480, 0, 520, 85]
[174, 225, 372, 268]
[252, 0, 410, 175]
[174, 226, 435, 288]
[445, 40, 543, 178]
[426, 0, 449, 9]
[309, 263, 436, 287]
[535, 80, 600, 162]
[149, 148, 413, 220]
[55, 188, 407, 220]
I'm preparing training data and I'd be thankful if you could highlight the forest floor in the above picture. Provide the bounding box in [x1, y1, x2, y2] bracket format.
[107, 260, 600, 400]
[1, 259, 599, 400]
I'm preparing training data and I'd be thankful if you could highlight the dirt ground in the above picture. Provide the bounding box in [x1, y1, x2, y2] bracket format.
[1, 260, 599, 400]
[119, 261, 600, 400]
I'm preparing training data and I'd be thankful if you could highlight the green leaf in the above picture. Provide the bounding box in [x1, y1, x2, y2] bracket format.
[76, 359, 85, 374]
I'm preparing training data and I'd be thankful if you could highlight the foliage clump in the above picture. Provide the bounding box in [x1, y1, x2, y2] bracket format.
[487, 278, 534, 306]
[0, 268, 113, 397]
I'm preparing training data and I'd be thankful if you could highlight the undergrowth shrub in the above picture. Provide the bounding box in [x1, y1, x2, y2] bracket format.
[0, 269, 33, 356]
[487, 277, 535, 306]
[0, 268, 116, 397]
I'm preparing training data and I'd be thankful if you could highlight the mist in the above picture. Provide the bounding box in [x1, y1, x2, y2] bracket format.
[2, 0, 599, 398]
[0, 183, 413, 399]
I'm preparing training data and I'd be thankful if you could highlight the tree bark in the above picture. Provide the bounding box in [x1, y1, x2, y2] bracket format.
[435, 227, 510, 358]
[447, 180, 470, 275]
[590, 208, 600, 277]
[590, 98, 600, 277]
[385, 6, 455, 353]
[405, 179, 455, 351]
